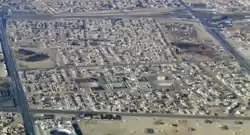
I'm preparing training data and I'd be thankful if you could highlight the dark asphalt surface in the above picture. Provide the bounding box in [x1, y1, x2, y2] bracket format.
[1, 5, 250, 135]
[9, 13, 172, 20]
[179, 0, 250, 74]
[29, 108, 250, 121]
[0, 17, 35, 135]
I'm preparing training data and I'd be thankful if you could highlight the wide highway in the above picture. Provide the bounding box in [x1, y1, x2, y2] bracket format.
[1, 6, 250, 135]
[8, 8, 193, 21]
[0, 16, 35, 135]
[29, 108, 250, 121]
[178, 0, 250, 73]
[10, 13, 170, 20]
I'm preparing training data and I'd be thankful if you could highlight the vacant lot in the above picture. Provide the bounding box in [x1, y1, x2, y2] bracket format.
[80, 116, 250, 135]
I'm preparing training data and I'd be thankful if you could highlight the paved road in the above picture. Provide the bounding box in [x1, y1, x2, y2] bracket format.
[0, 106, 18, 112]
[9, 10, 170, 20]
[29, 108, 250, 121]
[178, 0, 250, 74]
[19, 57, 229, 72]
[0, 17, 35, 135]
[9, 8, 196, 21]
[2, 6, 250, 134]
[9, 14, 168, 20]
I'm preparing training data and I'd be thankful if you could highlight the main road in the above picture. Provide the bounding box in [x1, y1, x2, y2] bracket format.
[8, 8, 195, 21]
[178, 0, 250, 73]
[1, 5, 249, 134]
[0, 16, 35, 135]
[29, 108, 250, 121]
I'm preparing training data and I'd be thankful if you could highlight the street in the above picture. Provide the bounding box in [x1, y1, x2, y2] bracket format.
[0, 15, 35, 135]
[178, 0, 250, 74]
[29, 108, 250, 121]
[1, 5, 250, 135]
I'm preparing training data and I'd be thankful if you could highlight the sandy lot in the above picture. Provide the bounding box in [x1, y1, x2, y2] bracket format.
[157, 19, 219, 45]
[80, 116, 250, 135]
[18, 59, 55, 69]
[0, 64, 7, 78]
[183, 0, 206, 4]
[226, 38, 250, 60]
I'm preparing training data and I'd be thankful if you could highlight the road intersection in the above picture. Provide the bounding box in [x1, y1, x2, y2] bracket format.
[1, 6, 250, 135]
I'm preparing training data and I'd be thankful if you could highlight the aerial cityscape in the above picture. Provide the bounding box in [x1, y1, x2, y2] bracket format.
[1, 0, 250, 135]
